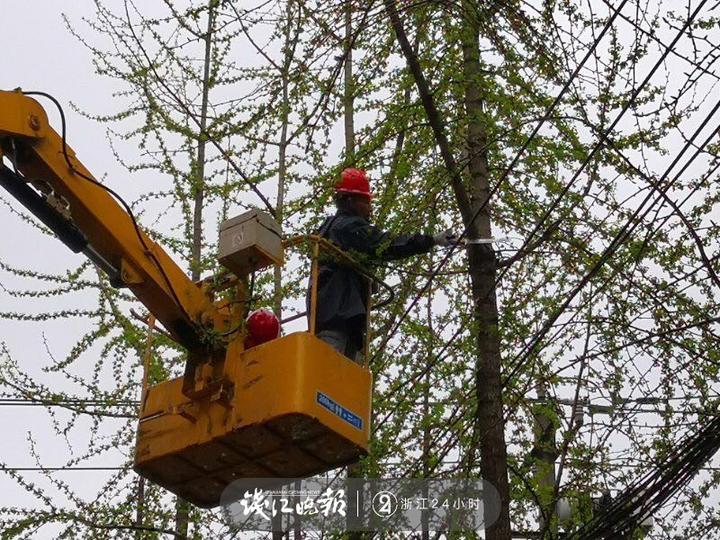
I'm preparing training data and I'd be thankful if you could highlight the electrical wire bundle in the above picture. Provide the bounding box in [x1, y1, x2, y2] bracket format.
[568, 414, 720, 539]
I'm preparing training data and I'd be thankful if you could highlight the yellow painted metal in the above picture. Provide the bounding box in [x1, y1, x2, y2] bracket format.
[0, 90, 222, 346]
[0, 90, 48, 139]
[0, 91, 383, 505]
[134, 332, 372, 507]
[309, 241, 320, 335]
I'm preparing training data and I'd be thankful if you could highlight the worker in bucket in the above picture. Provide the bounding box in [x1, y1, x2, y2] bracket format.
[310, 167, 458, 363]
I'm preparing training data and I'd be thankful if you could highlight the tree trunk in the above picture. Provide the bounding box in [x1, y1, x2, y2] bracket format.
[189, 0, 216, 282]
[421, 288, 433, 540]
[343, 5, 366, 539]
[533, 384, 558, 534]
[383, 1, 511, 537]
[176, 3, 217, 538]
[343, 0, 355, 163]
[173, 499, 189, 540]
[274, 0, 293, 317]
[460, 5, 512, 538]
[135, 477, 145, 540]
[275, 6, 296, 539]
[272, 495, 284, 540]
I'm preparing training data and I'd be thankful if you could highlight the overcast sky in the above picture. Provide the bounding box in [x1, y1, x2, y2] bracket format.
[0, 2, 311, 526]
[2, 1, 720, 537]
[0, 0, 138, 517]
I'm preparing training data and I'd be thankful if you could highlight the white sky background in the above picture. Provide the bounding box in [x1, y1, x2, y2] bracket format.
[0, 1, 334, 531]
[0, 0, 300, 518]
[1, 0, 720, 537]
[0, 0, 138, 512]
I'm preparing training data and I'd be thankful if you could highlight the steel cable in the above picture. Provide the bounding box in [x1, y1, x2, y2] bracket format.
[372, 0, 632, 363]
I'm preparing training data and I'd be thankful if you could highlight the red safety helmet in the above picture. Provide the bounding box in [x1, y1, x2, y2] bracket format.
[245, 308, 280, 349]
[335, 168, 373, 199]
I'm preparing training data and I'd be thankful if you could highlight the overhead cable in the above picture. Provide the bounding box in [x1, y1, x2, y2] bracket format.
[503, 95, 720, 387]
[373, 0, 632, 362]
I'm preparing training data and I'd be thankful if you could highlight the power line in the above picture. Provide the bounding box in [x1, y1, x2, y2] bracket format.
[597, 0, 720, 82]
[567, 415, 720, 539]
[376, 0, 715, 401]
[501, 6, 720, 384]
[372, 2, 641, 410]
[1, 466, 127, 472]
[502, 102, 720, 388]
[497, 0, 715, 281]
[372, 0, 632, 365]
[550, 316, 720, 381]
[0, 398, 137, 407]
[489, 0, 717, 387]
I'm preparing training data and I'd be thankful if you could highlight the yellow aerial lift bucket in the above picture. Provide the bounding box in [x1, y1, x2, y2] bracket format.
[0, 93, 384, 509]
[134, 332, 371, 507]
[133, 233, 387, 508]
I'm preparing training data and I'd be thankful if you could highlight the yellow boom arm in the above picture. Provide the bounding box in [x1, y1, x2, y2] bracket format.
[0, 89, 221, 349]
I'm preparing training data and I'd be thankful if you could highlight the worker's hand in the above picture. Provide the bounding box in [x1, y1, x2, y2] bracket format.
[433, 229, 460, 247]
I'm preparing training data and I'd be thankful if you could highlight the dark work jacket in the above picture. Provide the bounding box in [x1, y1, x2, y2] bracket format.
[310, 209, 434, 332]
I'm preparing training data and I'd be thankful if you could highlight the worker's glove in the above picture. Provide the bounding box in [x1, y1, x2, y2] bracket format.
[433, 230, 460, 247]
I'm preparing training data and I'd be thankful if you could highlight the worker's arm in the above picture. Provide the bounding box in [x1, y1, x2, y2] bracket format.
[341, 217, 434, 261]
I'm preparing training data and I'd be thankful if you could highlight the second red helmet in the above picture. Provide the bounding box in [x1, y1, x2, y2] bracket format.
[246, 308, 280, 346]
[335, 168, 373, 199]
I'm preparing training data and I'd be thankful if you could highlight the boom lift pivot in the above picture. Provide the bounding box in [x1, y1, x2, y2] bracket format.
[0, 89, 374, 507]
